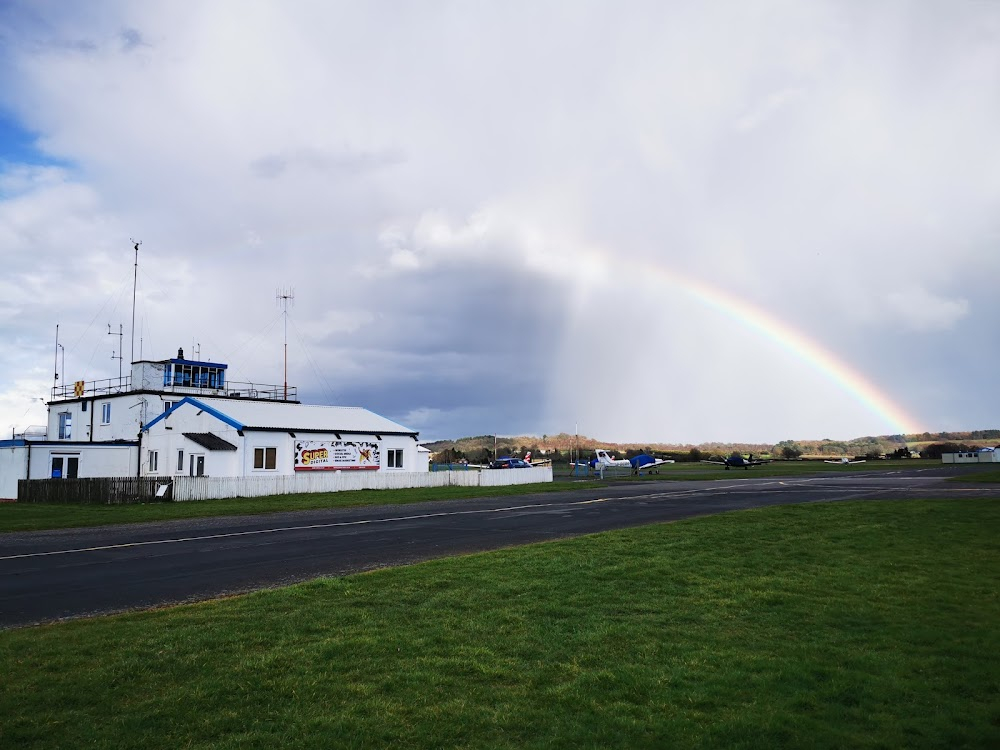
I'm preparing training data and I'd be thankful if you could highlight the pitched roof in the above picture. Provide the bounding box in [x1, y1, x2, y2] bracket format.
[183, 432, 238, 451]
[145, 397, 417, 437]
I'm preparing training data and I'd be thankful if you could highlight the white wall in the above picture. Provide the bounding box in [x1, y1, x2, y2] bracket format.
[171, 465, 553, 500]
[1, 443, 138, 498]
[144, 405, 428, 478]
[48, 393, 151, 444]
[942, 451, 1000, 464]
[29, 445, 136, 480]
[0, 445, 27, 500]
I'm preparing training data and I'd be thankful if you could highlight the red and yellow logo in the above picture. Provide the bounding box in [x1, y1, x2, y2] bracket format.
[301, 448, 329, 466]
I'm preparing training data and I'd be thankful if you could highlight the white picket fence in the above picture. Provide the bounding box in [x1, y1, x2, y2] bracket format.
[171, 466, 552, 501]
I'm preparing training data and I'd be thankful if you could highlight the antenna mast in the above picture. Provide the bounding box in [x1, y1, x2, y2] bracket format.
[129, 239, 141, 364]
[53, 323, 60, 391]
[108, 323, 124, 383]
[277, 288, 294, 400]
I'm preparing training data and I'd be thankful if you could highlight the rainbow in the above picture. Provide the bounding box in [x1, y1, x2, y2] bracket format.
[635, 267, 923, 436]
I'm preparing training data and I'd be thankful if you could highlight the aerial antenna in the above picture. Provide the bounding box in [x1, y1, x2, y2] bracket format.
[53, 323, 60, 390]
[108, 323, 124, 383]
[277, 288, 294, 400]
[129, 239, 141, 364]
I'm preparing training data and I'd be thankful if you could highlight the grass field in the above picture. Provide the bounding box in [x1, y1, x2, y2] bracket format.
[2, 498, 998, 749]
[950, 468, 1000, 483]
[557, 458, 986, 481]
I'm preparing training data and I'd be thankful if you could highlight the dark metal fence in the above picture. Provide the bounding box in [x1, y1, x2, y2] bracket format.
[17, 477, 172, 504]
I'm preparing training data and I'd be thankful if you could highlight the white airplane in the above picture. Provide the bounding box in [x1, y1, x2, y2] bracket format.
[594, 449, 631, 468]
[594, 449, 675, 473]
[824, 457, 867, 465]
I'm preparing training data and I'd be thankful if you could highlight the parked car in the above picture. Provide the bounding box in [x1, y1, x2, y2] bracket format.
[488, 457, 531, 469]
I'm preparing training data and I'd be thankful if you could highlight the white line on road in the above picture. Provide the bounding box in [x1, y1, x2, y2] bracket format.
[0, 498, 612, 562]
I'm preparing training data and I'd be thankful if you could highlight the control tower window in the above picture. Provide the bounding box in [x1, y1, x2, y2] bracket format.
[58, 412, 72, 440]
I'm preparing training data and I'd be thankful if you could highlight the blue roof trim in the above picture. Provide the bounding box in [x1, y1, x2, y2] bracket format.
[143, 397, 244, 432]
[0, 439, 138, 448]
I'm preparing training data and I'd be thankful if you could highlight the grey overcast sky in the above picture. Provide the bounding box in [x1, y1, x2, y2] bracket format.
[1, 1, 998, 444]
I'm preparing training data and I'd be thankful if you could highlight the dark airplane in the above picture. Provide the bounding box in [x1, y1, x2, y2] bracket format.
[702, 453, 771, 470]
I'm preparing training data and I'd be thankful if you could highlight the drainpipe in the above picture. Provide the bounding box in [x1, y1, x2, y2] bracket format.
[136, 422, 142, 479]
[89, 398, 95, 443]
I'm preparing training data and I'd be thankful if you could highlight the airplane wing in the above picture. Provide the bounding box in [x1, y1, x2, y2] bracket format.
[631, 455, 675, 473]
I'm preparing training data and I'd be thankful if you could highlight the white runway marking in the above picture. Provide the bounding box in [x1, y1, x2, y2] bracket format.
[0, 498, 611, 562]
[4, 475, 983, 563]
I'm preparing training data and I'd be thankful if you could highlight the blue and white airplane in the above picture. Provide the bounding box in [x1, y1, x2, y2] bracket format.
[593, 449, 675, 473]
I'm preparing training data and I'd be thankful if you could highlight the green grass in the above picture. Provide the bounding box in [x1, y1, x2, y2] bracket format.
[2, 498, 998, 749]
[557, 458, 939, 481]
[949, 467, 1000, 483]
[0, 481, 600, 533]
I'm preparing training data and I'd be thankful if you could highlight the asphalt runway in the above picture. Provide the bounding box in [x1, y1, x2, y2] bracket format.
[2, 466, 997, 629]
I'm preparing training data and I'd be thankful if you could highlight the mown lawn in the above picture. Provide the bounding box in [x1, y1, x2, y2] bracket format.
[2, 498, 998, 749]
[555, 458, 947, 481]
[950, 467, 1000, 483]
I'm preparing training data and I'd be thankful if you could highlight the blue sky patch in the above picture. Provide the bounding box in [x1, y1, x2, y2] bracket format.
[0, 110, 51, 166]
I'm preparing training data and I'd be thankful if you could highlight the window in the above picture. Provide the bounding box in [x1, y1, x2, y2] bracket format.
[169, 363, 225, 389]
[254, 447, 277, 470]
[81, 400, 87, 412]
[387, 449, 404, 469]
[176, 450, 184, 472]
[101, 403, 111, 424]
[148, 450, 159, 473]
[58, 412, 72, 440]
[51, 456, 78, 478]
[163, 401, 175, 413]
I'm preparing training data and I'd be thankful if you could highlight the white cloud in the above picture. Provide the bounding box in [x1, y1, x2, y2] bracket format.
[884, 287, 971, 332]
[1, 1, 999, 443]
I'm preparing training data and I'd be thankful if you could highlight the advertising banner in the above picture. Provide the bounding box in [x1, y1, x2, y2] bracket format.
[294, 440, 380, 471]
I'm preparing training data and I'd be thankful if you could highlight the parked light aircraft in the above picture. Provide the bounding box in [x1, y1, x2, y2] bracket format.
[702, 453, 770, 470]
[824, 457, 867, 465]
[593, 449, 675, 473]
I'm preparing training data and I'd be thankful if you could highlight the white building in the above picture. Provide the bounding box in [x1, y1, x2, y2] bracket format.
[140, 397, 422, 479]
[941, 448, 1000, 464]
[1, 348, 424, 499]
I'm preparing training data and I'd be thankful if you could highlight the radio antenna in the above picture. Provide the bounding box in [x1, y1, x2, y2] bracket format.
[276, 288, 294, 400]
[129, 239, 141, 364]
[108, 323, 124, 383]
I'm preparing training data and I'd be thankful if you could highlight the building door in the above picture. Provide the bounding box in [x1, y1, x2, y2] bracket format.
[50, 456, 79, 478]
[189, 454, 205, 477]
